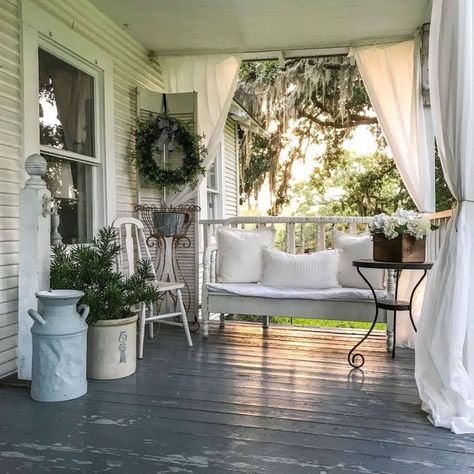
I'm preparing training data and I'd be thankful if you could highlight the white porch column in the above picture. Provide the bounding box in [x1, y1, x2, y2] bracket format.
[17, 154, 51, 380]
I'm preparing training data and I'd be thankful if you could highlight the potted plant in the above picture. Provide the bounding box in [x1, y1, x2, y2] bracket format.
[369, 209, 437, 262]
[50, 227, 161, 380]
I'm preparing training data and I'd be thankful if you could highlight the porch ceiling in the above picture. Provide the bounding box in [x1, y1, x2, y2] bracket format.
[90, 0, 432, 56]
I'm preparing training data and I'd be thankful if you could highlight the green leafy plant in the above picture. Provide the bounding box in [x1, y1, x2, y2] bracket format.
[50, 227, 161, 325]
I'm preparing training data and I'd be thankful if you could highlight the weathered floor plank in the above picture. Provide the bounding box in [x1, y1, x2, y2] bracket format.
[0, 322, 473, 473]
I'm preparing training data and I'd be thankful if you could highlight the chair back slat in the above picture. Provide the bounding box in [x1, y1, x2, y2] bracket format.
[124, 224, 135, 275]
[135, 225, 143, 261]
[112, 217, 151, 278]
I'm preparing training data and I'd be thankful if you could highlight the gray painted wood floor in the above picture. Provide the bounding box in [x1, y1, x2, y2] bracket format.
[1, 322, 473, 473]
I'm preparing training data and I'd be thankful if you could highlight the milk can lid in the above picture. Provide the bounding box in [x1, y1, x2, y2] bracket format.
[36, 289, 85, 299]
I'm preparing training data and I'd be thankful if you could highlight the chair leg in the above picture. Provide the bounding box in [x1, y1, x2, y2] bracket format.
[148, 303, 154, 339]
[177, 289, 193, 347]
[219, 313, 225, 328]
[138, 303, 146, 359]
[262, 316, 269, 329]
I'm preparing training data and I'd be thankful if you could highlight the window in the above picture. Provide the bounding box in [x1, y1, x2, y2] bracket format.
[206, 156, 220, 220]
[39, 47, 99, 243]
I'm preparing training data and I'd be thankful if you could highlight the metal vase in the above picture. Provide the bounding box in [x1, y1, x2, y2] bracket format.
[152, 211, 187, 237]
[28, 290, 88, 402]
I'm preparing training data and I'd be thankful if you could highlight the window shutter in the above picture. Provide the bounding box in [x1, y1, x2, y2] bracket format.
[135, 87, 199, 320]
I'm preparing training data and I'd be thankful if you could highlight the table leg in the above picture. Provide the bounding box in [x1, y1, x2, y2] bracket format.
[408, 269, 427, 333]
[392, 269, 400, 359]
[348, 267, 380, 369]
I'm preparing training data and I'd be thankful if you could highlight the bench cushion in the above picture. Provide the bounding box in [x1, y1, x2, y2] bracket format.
[261, 247, 340, 289]
[332, 230, 385, 290]
[216, 227, 275, 283]
[207, 283, 386, 301]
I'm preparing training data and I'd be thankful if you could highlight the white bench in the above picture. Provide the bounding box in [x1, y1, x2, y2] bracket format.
[201, 243, 394, 350]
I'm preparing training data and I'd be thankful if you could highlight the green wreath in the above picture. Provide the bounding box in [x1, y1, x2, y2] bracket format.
[134, 114, 206, 190]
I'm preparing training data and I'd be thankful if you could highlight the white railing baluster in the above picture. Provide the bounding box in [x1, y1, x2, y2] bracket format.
[300, 223, 305, 254]
[317, 223, 325, 251]
[199, 211, 452, 263]
[287, 223, 296, 253]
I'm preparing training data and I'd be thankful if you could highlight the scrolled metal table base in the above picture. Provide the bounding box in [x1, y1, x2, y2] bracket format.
[348, 263, 430, 369]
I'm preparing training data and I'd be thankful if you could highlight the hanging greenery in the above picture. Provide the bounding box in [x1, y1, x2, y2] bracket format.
[134, 114, 206, 190]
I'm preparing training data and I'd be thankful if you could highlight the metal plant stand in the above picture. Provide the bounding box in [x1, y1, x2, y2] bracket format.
[348, 259, 433, 369]
[135, 204, 200, 331]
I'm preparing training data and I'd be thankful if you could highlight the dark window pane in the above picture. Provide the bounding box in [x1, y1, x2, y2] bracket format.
[43, 155, 92, 244]
[39, 48, 95, 156]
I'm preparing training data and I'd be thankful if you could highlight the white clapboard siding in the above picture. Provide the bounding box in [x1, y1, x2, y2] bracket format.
[0, 0, 167, 378]
[137, 89, 199, 319]
[30, 0, 166, 217]
[223, 117, 239, 217]
[0, 0, 22, 379]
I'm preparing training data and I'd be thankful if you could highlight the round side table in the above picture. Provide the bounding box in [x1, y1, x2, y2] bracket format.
[348, 259, 433, 369]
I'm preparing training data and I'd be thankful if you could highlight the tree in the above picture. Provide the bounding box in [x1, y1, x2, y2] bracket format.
[236, 58, 454, 214]
[236, 57, 378, 214]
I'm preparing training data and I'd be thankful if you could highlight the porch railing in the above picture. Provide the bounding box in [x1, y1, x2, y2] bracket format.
[201, 210, 453, 261]
[427, 209, 453, 262]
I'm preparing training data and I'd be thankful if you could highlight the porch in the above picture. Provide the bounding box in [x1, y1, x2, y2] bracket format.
[1, 322, 473, 473]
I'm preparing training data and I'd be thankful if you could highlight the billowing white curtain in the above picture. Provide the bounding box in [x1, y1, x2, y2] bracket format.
[352, 40, 434, 212]
[158, 54, 242, 204]
[352, 40, 435, 348]
[415, 0, 474, 434]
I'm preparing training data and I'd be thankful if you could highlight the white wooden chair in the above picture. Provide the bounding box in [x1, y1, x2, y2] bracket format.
[112, 217, 193, 358]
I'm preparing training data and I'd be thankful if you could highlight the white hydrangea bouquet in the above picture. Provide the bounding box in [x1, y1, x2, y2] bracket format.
[369, 209, 436, 240]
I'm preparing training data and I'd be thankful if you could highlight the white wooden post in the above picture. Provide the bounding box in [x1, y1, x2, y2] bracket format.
[17, 154, 51, 380]
[316, 224, 325, 251]
[300, 223, 305, 253]
[287, 223, 296, 253]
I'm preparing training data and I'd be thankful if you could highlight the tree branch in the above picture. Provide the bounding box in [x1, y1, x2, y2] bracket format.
[300, 111, 378, 129]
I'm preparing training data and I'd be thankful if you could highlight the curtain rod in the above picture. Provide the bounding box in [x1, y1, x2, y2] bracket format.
[155, 31, 424, 61]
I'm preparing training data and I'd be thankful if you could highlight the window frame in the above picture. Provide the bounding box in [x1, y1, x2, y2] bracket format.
[22, 0, 116, 233]
[206, 145, 223, 220]
[38, 41, 102, 165]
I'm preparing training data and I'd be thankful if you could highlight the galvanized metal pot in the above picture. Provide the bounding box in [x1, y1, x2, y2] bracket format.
[87, 314, 138, 380]
[28, 290, 88, 402]
[152, 211, 187, 237]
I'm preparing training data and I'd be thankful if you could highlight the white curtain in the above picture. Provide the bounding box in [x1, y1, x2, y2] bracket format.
[158, 54, 242, 204]
[352, 40, 435, 348]
[415, 0, 474, 434]
[352, 40, 434, 212]
[52, 70, 93, 155]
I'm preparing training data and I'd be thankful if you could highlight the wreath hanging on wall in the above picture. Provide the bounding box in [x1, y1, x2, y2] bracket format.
[134, 114, 207, 190]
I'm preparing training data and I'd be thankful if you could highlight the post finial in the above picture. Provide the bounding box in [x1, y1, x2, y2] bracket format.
[25, 154, 47, 178]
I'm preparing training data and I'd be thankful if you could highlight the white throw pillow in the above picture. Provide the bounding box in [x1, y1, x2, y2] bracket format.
[216, 227, 275, 283]
[332, 230, 385, 290]
[261, 247, 340, 289]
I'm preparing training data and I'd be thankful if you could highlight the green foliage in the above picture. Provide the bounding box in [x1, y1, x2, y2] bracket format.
[236, 57, 379, 213]
[434, 149, 455, 211]
[239, 134, 274, 203]
[312, 151, 415, 216]
[134, 114, 206, 190]
[50, 227, 161, 325]
[226, 314, 385, 330]
[237, 58, 453, 215]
